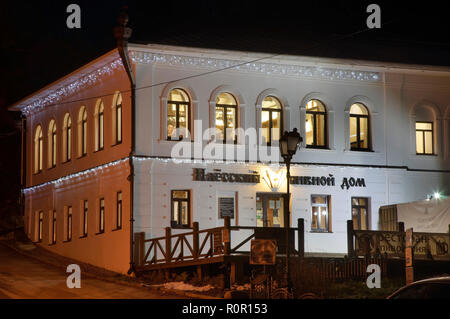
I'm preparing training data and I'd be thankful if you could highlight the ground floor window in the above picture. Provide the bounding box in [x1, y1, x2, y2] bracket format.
[352, 197, 369, 230]
[256, 193, 286, 227]
[311, 195, 331, 232]
[171, 190, 190, 228]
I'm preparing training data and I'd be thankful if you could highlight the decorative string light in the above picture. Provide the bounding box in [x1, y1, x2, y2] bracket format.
[130, 50, 380, 82]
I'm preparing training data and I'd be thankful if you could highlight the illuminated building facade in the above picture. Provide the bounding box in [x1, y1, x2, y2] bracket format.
[10, 44, 450, 273]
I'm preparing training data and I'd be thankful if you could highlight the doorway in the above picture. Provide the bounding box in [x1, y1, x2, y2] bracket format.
[256, 193, 288, 227]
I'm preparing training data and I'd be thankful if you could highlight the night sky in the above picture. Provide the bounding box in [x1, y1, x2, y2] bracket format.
[0, 1, 449, 225]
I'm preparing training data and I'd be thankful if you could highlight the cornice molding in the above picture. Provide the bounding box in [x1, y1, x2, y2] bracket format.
[130, 50, 381, 83]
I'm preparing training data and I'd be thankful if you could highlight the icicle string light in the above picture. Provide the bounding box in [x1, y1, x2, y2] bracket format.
[22, 59, 123, 116]
[130, 50, 380, 82]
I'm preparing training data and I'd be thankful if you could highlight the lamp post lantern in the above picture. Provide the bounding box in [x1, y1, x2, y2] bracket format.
[279, 128, 302, 292]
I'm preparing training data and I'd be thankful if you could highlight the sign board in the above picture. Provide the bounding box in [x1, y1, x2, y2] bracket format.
[219, 197, 234, 219]
[405, 266, 414, 285]
[354, 230, 450, 260]
[250, 240, 276, 265]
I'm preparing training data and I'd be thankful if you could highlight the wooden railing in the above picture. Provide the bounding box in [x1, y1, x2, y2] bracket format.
[134, 217, 305, 268]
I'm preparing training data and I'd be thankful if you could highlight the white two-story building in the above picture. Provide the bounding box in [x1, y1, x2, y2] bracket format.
[9, 42, 450, 274]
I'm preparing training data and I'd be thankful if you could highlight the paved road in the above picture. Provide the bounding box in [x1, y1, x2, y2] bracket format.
[0, 243, 186, 299]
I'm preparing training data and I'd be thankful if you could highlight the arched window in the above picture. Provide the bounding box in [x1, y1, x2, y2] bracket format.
[415, 105, 435, 155]
[112, 93, 122, 145]
[63, 113, 72, 162]
[167, 89, 190, 140]
[78, 106, 88, 156]
[261, 96, 282, 145]
[95, 100, 104, 151]
[306, 100, 327, 148]
[215, 92, 238, 144]
[350, 103, 371, 151]
[34, 125, 43, 173]
[48, 120, 57, 168]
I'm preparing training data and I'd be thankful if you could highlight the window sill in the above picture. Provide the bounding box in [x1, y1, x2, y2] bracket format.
[62, 160, 71, 164]
[112, 227, 122, 232]
[112, 141, 123, 147]
[77, 154, 87, 160]
[33, 171, 43, 176]
[93, 148, 104, 153]
[171, 225, 191, 230]
[48, 243, 56, 246]
[79, 235, 88, 239]
[63, 240, 72, 243]
[310, 230, 333, 234]
[95, 231, 105, 235]
[415, 153, 437, 156]
[47, 165, 56, 170]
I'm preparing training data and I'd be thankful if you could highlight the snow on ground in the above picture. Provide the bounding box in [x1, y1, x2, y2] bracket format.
[153, 281, 215, 292]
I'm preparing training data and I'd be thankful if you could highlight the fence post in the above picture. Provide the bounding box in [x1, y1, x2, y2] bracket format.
[224, 216, 231, 256]
[165, 227, 172, 263]
[134, 232, 145, 267]
[193, 222, 199, 260]
[347, 220, 354, 257]
[297, 218, 304, 258]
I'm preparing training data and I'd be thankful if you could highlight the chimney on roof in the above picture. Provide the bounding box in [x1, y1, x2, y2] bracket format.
[114, 7, 132, 47]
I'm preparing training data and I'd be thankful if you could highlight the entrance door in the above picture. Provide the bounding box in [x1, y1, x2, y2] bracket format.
[256, 193, 287, 227]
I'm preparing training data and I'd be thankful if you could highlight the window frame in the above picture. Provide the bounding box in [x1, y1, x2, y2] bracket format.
[116, 100, 122, 144]
[351, 197, 370, 230]
[349, 104, 371, 152]
[98, 198, 105, 234]
[415, 121, 434, 155]
[261, 96, 283, 146]
[306, 100, 328, 149]
[81, 200, 88, 238]
[34, 126, 43, 174]
[310, 195, 331, 232]
[98, 103, 104, 151]
[116, 191, 122, 230]
[81, 108, 88, 156]
[167, 90, 191, 141]
[171, 190, 191, 229]
[66, 206, 72, 242]
[38, 211, 44, 242]
[51, 210, 57, 244]
[64, 115, 72, 162]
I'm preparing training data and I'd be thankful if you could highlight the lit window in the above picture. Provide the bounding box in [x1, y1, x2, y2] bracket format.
[38, 211, 44, 242]
[34, 125, 43, 173]
[82, 200, 88, 237]
[78, 106, 88, 156]
[311, 195, 331, 232]
[416, 122, 434, 155]
[167, 89, 190, 140]
[306, 100, 327, 148]
[352, 197, 369, 230]
[116, 191, 122, 230]
[350, 103, 371, 151]
[112, 93, 123, 145]
[261, 96, 282, 145]
[67, 206, 72, 241]
[52, 210, 57, 244]
[95, 100, 104, 151]
[99, 198, 105, 233]
[63, 114, 72, 162]
[48, 120, 57, 168]
[171, 190, 190, 228]
[215, 93, 237, 143]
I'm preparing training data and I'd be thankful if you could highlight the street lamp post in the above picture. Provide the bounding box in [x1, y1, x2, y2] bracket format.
[279, 128, 302, 292]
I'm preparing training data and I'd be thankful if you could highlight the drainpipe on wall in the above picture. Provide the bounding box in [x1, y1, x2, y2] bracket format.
[114, 9, 136, 275]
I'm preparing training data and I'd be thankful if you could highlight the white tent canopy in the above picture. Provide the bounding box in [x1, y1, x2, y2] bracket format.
[396, 198, 450, 233]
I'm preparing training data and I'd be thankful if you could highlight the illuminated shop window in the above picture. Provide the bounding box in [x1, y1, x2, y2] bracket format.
[171, 190, 190, 228]
[63, 113, 72, 162]
[416, 122, 434, 155]
[78, 106, 88, 157]
[261, 96, 282, 145]
[167, 89, 190, 140]
[350, 103, 371, 151]
[95, 100, 104, 151]
[311, 195, 331, 232]
[306, 100, 327, 148]
[34, 125, 43, 173]
[48, 120, 57, 168]
[352, 197, 369, 230]
[215, 93, 237, 144]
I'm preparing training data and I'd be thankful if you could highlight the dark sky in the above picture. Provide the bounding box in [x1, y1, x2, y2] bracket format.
[0, 0, 449, 109]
